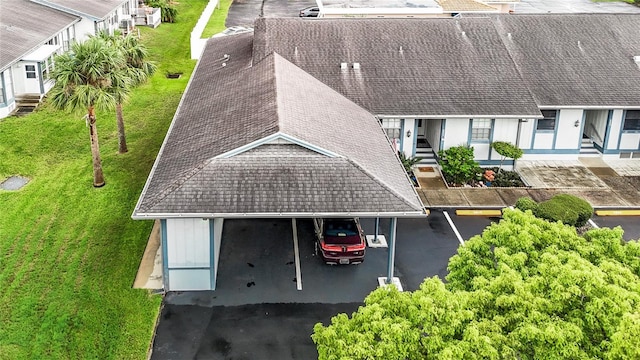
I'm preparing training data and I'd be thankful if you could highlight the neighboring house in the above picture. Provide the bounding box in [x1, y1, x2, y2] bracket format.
[132, 34, 426, 291]
[0, 0, 140, 119]
[29, 0, 137, 41]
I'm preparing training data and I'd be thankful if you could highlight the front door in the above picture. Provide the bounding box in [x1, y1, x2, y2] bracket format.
[22, 63, 42, 94]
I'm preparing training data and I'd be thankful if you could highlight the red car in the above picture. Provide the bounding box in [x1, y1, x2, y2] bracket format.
[313, 218, 366, 265]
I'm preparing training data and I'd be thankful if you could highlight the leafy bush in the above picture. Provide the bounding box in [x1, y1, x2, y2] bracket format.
[515, 196, 538, 212]
[535, 194, 593, 227]
[438, 146, 480, 185]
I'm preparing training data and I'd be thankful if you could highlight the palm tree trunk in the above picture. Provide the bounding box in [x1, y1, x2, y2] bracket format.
[116, 102, 128, 153]
[88, 106, 106, 187]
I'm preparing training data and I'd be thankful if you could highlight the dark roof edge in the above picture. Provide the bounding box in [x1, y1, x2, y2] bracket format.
[132, 210, 428, 219]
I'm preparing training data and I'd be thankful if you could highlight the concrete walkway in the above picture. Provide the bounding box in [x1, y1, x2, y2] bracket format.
[418, 159, 640, 209]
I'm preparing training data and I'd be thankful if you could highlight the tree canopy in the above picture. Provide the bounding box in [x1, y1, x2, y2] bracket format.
[312, 210, 640, 360]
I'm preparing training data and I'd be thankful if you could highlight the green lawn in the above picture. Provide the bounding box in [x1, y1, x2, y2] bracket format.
[0, 0, 219, 358]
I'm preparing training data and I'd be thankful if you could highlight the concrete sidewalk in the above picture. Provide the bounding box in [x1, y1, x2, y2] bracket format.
[417, 159, 640, 209]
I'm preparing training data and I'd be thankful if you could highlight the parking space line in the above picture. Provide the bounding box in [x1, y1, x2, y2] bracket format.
[588, 219, 599, 229]
[292, 218, 302, 291]
[443, 211, 464, 246]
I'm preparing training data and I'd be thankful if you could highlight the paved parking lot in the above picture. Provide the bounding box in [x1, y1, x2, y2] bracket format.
[152, 213, 639, 359]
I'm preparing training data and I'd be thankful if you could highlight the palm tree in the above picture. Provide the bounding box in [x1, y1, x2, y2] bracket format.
[49, 37, 127, 187]
[96, 32, 156, 153]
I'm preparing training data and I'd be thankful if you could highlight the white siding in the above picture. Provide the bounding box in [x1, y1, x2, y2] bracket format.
[443, 118, 469, 149]
[620, 133, 640, 150]
[425, 119, 442, 152]
[555, 109, 582, 149]
[74, 18, 97, 42]
[473, 143, 491, 159]
[518, 120, 535, 149]
[213, 218, 224, 284]
[401, 118, 415, 156]
[607, 110, 624, 150]
[533, 133, 554, 149]
[167, 269, 211, 291]
[166, 218, 210, 268]
[490, 119, 518, 160]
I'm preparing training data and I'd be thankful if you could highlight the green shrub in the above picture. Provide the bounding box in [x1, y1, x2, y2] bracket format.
[438, 146, 480, 185]
[553, 194, 593, 227]
[534, 194, 593, 227]
[515, 196, 538, 213]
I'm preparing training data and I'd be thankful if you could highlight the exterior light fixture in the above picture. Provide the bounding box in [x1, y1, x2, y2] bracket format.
[406, 130, 412, 138]
[574, 120, 580, 127]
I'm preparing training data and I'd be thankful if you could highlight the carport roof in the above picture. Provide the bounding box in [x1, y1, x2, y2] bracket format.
[133, 34, 425, 219]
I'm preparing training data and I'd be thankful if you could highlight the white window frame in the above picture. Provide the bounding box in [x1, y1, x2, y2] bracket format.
[470, 118, 492, 141]
[381, 119, 402, 140]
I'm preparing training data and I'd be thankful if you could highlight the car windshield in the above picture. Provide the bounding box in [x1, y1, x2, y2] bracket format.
[324, 220, 361, 245]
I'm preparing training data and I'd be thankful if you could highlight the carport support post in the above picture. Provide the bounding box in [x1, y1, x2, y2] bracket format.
[386, 217, 397, 284]
[374, 217, 380, 241]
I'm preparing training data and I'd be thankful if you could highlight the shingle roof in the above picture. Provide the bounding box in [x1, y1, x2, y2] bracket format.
[253, 17, 541, 118]
[492, 14, 640, 107]
[134, 34, 424, 217]
[0, 0, 79, 71]
[30, 0, 127, 20]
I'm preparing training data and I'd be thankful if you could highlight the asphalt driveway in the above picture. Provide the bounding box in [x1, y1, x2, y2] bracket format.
[225, 0, 640, 28]
[152, 214, 462, 359]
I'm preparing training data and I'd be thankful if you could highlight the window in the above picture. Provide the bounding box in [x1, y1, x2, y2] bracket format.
[381, 119, 401, 140]
[41, 55, 55, 81]
[471, 119, 492, 141]
[537, 110, 557, 131]
[25, 65, 36, 79]
[622, 110, 640, 131]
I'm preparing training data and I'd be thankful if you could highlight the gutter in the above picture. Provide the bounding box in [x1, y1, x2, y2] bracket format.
[376, 114, 543, 119]
[132, 210, 428, 220]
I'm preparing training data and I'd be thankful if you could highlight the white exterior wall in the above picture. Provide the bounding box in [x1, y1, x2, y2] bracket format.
[166, 218, 211, 290]
[401, 118, 416, 156]
[0, 69, 16, 118]
[74, 18, 98, 41]
[556, 109, 582, 149]
[442, 118, 469, 149]
[606, 110, 624, 150]
[620, 133, 640, 150]
[213, 218, 224, 284]
[489, 118, 518, 160]
[517, 120, 535, 149]
[425, 119, 442, 153]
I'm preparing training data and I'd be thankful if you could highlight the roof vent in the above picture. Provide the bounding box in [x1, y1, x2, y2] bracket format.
[634, 56, 640, 67]
[399, 46, 403, 54]
[353, 62, 360, 70]
[340, 62, 348, 70]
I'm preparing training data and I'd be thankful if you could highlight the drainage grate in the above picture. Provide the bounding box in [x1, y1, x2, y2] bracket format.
[0, 175, 30, 190]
